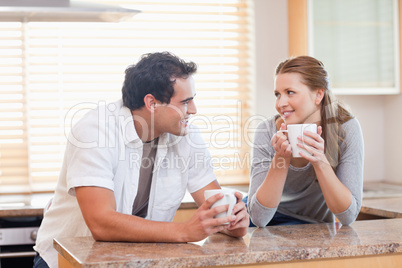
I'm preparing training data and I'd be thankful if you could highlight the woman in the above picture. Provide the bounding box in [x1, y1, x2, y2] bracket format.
[247, 56, 364, 227]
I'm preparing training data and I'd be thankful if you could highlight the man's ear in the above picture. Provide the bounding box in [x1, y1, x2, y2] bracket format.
[315, 89, 325, 105]
[143, 94, 156, 111]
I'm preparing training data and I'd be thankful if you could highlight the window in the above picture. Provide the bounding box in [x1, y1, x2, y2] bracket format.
[308, 0, 400, 95]
[0, 0, 252, 193]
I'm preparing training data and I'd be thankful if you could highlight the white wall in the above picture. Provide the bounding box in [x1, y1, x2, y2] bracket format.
[253, 0, 287, 118]
[384, 94, 402, 183]
[254, 0, 393, 183]
[337, 96, 385, 182]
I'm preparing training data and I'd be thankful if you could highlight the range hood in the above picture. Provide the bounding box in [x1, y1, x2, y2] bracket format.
[0, 0, 140, 22]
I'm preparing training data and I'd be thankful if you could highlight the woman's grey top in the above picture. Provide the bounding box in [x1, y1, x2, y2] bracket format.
[247, 115, 364, 227]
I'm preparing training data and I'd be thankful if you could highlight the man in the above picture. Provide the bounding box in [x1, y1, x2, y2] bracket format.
[33, 52, 249, 268]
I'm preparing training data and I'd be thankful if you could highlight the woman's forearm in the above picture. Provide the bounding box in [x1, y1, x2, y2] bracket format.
[313, 161, 352, 214]
[255, 154, 290, 208]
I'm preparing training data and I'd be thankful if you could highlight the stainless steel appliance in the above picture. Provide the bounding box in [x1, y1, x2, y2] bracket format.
[0, 216, 43, 267]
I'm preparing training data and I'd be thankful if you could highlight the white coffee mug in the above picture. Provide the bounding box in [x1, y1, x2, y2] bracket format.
[278, 123, 317, 158]
[204, 189, 236, 224]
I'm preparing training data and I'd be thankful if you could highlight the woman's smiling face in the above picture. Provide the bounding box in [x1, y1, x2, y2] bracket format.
[274, 72, 322, 125]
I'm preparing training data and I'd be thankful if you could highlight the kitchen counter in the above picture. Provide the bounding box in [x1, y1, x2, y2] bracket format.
[359, 182, 402, 219]
[54, 218, 402, 268]
[362, 181, 402, 199]
[0, 193, 53, 218]
[0, 186, 245, 217]
[360, 197, 402, 218]
[5, 182, 401, 219]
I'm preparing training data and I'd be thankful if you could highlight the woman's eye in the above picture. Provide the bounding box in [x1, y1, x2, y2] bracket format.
[274, 93, 280, 98]
[288, 90, 295, 95]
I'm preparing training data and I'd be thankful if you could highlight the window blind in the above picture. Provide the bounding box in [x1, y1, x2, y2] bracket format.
[0, 0, 252, 193]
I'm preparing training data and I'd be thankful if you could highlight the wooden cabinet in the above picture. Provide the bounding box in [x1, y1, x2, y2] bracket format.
[172, 208, 196, 222]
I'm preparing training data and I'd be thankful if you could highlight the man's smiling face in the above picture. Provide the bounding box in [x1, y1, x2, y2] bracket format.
[154, 76, 197, 136]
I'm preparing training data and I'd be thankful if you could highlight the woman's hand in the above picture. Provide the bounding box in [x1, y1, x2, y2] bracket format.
[226, 191, 249, 236]
[271, 123, 292, 159]
[297, 126, 329, 165]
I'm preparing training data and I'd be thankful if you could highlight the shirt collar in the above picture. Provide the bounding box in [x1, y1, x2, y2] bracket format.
[119, 105, 141, 145]
[119, 105, 170, 147]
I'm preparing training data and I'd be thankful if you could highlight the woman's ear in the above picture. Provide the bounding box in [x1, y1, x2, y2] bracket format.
[315, 89, 325, 105]
[143, 94, 156, 111]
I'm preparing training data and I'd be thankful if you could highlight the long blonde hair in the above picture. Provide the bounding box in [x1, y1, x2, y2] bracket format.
[275, 56, 354, 168]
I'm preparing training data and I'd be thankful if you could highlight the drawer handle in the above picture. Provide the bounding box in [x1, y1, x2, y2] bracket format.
[0, 251, 36, 258]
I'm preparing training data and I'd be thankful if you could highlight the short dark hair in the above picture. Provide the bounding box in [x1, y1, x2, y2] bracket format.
[122, 52, 197, 110]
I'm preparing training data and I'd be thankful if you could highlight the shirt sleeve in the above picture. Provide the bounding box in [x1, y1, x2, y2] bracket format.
[186, 125, 217, 193]
[248, 119, 278, 227]
[65, 109, 116, 196]
[333, 118, 364, 225]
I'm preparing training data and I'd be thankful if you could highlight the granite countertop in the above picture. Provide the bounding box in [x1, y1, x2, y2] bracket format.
[54, 218, 402, 268]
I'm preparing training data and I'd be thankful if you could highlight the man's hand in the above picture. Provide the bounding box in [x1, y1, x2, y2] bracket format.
[189, 181, 249, 240]
[180, 192, 236, 242]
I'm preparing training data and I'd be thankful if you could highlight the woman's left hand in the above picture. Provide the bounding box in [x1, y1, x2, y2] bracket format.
[297, 126, 329, 165]
[226, 192, 249, 234]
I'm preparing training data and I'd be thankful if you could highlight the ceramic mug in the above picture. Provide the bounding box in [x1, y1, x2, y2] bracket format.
[204, 189, 236, 224]
[278, 123, 317, 157]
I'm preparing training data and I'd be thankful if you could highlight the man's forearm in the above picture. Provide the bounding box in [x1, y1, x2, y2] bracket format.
[88, 211, 188, 242]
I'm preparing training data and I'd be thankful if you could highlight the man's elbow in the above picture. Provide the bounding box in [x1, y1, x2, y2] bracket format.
[89, 225, 107, 241]
[84, 215, 114, 241]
